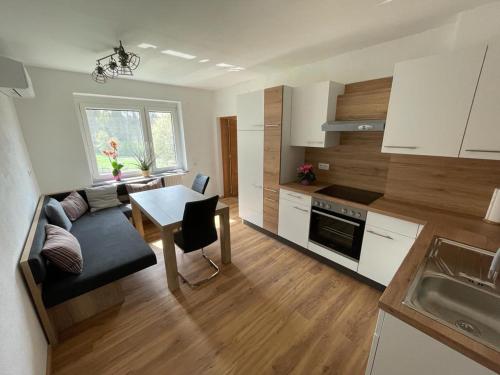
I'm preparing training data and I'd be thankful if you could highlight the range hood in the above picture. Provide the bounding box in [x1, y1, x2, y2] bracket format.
[321, 120, 385, 132]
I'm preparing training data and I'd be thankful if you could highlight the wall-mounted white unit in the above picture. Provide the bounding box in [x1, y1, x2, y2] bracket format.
[382, 45, 486, 157]
[290, 81, 345, 147]
[0, 56, 35, 98]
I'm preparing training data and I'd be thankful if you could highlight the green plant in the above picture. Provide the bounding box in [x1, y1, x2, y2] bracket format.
[133, 149, 154, 171]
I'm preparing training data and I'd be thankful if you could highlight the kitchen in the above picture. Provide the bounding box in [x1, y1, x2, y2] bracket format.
[236, 40, 500, 374]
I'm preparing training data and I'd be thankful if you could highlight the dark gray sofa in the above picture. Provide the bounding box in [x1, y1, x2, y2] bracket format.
[28, 190, 157, 309]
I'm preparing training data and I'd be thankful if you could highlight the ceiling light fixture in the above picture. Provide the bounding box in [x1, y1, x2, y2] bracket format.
[199, 59, 210, 63]
[91, 41, 140, 84]
[216, 62, 234, 68]
[377, 0, 393, 5]
[137, 43, 157, 49]
[161, 49, 196, 59]
[228, 66, 245, 72]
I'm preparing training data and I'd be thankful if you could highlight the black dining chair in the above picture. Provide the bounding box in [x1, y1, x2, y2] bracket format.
[174, 195, 220, 287]
[191, 173, 210, 194]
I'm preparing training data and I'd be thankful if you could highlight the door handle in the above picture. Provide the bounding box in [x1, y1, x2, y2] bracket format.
[367, 229, 394, 240]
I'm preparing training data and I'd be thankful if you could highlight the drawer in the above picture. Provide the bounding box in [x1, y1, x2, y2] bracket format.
[366, 211, 419, 239]
[280, 188, 311, 206]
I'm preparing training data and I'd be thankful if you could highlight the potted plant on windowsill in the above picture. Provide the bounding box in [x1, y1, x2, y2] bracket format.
[102, 138, 124, 181]
[297, 163, 316, 186]
[133, 149, 154, 177]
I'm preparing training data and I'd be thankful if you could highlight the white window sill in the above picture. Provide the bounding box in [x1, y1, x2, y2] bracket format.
[92, 169, 188, 187]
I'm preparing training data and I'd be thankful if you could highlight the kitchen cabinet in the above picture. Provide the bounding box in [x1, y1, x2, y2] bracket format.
[237, 90, 264, 131]
[366, 311, 495, 375]
[358, 212, 419, 286]
[460, 38, 500, 160]
[278, 189, 311, 248]
[290, 81, 345, 147]
[382, 44, 487, 157]
[263, 86, 304, 234]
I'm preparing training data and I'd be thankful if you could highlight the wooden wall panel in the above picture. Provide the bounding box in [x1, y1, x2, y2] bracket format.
[384, 155, 500, 217]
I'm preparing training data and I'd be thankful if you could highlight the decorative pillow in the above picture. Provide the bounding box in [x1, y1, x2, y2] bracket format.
[85, 185, 121, 212]
[126, 179, 162, 194]
[45, 198, 72, 231]
[42, 224, 83, 274]
[60, 191, 88, 221]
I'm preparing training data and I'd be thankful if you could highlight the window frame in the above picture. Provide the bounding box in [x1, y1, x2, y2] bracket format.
[75, 95, 186, 182]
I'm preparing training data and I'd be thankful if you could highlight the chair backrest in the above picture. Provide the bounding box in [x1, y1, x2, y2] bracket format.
[180, 195, 219, 252]
[191, 173, 210, 194]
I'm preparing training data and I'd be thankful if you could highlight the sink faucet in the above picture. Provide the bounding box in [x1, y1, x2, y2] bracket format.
[488, 248, 500, 284]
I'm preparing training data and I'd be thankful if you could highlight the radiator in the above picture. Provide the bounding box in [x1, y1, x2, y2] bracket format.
[163, 174, 183, 187]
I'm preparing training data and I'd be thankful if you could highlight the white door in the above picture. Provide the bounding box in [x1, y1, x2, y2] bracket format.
[460, 38, 500, 160]
[278, 198, 311, 248]
[237, 90, 264, 131]
[237, 130, 263, 227]
[357, 225, 415, 286]
[383, 44, 487, 157]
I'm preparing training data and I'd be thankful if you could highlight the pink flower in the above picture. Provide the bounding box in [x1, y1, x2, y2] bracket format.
[108, 138, 119, 150]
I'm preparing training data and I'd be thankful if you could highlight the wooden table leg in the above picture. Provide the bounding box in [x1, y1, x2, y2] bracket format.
[219, 207, 231, 264]
[161, 228, 180, 291]
[131, 201, 144, 238]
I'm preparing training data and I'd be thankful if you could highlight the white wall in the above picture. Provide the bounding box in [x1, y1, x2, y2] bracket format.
[14, 67, 219, 195]
[0, 95, 47, 374]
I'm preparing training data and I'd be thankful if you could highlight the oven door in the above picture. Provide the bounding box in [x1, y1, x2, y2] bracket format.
[309, 208, 365, 261]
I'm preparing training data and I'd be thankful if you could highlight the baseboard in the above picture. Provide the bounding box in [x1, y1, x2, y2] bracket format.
[241, 220, 385, 292]
[46, 345, 52, 375]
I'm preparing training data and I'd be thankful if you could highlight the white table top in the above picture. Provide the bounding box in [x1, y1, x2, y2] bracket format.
[129, 185, 227, 229]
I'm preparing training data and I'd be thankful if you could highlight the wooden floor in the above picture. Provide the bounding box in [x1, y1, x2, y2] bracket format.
[51, 198, 382, 375]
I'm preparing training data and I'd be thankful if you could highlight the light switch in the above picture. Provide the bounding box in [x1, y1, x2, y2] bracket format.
[318, 162, 330, 170]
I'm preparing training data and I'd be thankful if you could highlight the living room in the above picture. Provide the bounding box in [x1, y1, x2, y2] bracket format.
[1, 1, 500, 374]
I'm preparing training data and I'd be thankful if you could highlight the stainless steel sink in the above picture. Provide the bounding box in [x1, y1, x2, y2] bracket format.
[404, 237, 500, 351]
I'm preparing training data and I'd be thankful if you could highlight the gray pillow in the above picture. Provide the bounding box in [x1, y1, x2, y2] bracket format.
[85, 185, 121, 212]
[45, 198, 72, 231]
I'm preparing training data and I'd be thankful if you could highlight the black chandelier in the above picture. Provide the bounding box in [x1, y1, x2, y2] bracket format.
[91, 41, 140, 83]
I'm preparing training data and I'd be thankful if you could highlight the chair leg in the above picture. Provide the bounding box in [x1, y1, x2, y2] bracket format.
[178, 248, 220, 288]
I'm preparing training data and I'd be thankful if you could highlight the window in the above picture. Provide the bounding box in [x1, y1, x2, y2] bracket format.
[76, 96, 186, 181]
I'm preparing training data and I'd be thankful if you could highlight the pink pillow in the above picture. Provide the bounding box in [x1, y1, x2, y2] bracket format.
[126, 179, 162, 194]
[42, 224, 83, 274]
[61, 191, 88, 221]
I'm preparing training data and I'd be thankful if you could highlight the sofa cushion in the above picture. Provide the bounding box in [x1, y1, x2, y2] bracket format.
[60, 191, 88, 221]
[42, 224, 83, 274]
[45, 198, 72, 231]
[42, 206, 157, 308]
[126, 179, 162, 194]
[85, 185, 121, 212]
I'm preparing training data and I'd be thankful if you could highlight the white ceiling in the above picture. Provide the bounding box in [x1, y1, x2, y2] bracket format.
[0, 0, 493, 90]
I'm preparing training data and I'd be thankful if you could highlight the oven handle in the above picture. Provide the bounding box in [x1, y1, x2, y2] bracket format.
[311, 209, 361, 227]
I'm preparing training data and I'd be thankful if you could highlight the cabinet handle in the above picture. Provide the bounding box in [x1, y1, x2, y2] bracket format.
[252, 184, 263, 189]
[265, 124, 280, 128]
[464, 149, 500, 153]
[293, 206, 309, 213]
[264, 197, 277, 202]
[384, 145, 418, 149]
[287, 193, 303, 199]
[367, 229, 394, 240]
[264, 187, 278, 193]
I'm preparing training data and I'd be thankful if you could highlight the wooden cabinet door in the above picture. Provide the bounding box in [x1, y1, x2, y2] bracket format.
[460, 38, 500, 160]
[220, 117, 238, 197]
[382, 44, 486, 157]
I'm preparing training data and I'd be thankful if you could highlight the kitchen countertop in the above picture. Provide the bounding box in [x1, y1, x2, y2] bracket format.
[280, 182, 500, 372]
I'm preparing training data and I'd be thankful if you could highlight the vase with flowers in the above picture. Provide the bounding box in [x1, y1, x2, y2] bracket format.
[102, 138, 124, 181]
[297, 163, 316, 185]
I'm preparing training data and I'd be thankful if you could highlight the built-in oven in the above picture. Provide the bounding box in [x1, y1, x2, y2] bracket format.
[309, 198, 367, 262]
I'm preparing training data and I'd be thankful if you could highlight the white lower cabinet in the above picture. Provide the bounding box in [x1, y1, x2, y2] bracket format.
[358, 212, 420, 286]
[366, 311, 495, 375]
[278, 190, 311, 248]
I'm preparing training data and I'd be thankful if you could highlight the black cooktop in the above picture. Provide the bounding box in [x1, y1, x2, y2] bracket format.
[315, 185, 383, 205]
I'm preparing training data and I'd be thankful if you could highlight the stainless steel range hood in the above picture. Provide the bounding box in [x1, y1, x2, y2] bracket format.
[321, 120, 385, 132]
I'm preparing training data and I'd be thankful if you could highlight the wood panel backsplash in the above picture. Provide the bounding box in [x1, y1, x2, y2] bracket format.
[304, 77, 500, 218]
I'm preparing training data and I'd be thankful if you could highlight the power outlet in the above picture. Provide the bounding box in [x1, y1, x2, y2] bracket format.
[318, 162, 330, 171]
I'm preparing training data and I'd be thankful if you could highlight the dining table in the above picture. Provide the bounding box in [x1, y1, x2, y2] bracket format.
[129, 185, 231, 291]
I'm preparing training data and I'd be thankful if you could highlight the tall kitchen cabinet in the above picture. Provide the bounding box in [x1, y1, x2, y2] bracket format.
[263, 86, 304, 233]
[237, 90, 264, 227]
[382, 44, 487, 157]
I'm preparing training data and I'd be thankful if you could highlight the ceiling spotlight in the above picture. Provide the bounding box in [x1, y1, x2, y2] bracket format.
[161, 50, 196, 59]
[216, 63, 234, 68]
[377, 0, 393, 5]
[91, 40, 140, 83]
[138, 43, 157, 49]
[228, 67, 245, 72]
[199, 59, 210, 63]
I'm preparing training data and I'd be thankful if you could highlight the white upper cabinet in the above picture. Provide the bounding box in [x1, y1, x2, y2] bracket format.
[460, 39, 500, 160]
[290, 81, 345, 147]
[382, 45, 487, 157]
[237, 90, 264, 131]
